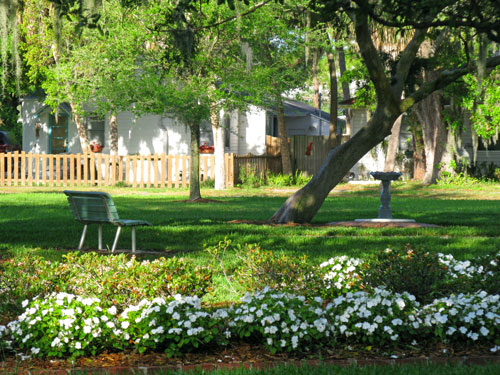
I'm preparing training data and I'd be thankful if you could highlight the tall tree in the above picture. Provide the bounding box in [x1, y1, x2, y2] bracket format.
[134, 0, 248, 200]
[241, 0, 309, 175]
[269, 0, 500, 223]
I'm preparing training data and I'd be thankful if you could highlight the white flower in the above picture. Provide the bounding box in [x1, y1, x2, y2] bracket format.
[480, 327, 489, 336]
[121, 321, 130, 329]
[107, 306, 117, 315]
[267, 338, 273, 346]
[75, 342, 82, 350]
[106, 321, 115, 329]
[30, 347, 40, 355]
[83, 325, 92, 334]
[22, 300, 29, 308]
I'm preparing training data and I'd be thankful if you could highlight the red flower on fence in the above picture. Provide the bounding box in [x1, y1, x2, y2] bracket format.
[305, 142, 313, 156]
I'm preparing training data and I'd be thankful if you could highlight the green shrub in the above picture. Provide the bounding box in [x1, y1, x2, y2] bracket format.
[200, 178, 215, 188]
[266, 172, 293, 187]
[293, 171, 312, 185]
[362, 246, 449, 304]
[238, 166, 264, 188]
[233, 246, 322, 296]
[0, 253, 213, 321]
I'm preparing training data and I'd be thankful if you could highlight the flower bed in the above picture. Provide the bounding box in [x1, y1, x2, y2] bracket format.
[1, 249, 500, 360]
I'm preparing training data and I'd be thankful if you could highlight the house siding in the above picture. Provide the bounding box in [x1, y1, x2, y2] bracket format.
[228, 105, 266, 156]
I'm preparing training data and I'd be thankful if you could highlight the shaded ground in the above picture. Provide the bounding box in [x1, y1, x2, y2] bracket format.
[1, 342, 499, 374]
[229, 220, 440, 228]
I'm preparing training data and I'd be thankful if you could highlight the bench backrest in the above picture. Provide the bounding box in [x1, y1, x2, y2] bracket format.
[64, 190, 120, 224]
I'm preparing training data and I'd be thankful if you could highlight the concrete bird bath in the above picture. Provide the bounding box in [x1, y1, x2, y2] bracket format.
[355, 171, 415, 223]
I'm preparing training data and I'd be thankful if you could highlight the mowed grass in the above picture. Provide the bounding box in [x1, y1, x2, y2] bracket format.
[2, 183, 500, 264]
[163, 362, 500, 375]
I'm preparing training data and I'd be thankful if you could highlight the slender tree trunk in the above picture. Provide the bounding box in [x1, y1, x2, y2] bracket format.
[414, 71, 448, 184]
[277, 98, 293, 175]
[327, 51, 339, 147]
[53, 43, 90, 153]
[384, 114, 403, 171]
[109, 108, 118, 156]
[211, 106, 226, 190]
[337, 47, 351, 136]
[410, 118, 426, 180]
[189, 123, 202, 201]
[311, 47, 321, 109]
[69, 101, 90, 153]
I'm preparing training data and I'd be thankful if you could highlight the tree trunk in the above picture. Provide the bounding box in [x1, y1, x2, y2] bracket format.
[311, 47, 321, 110]
[109, 109, 118, 156]
[69, 101, 90, 153]
[211, 106, 226, 190]
[327, 51, 339, 147]
[411, 121, 426, 180]
[414, 71, 448, 184]
[277, 99, 293, 175]
[269, 105, 400, 223]
[337, 47, 351, 136]
[189, 123, 202, 201]
[384, 114, 403, 172]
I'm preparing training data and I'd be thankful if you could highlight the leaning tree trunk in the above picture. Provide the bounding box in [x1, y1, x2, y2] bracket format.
[211, 106, 226, 190]
[270, 105, 400, 223]
[189, 123, 202, 201]
[277, 99, 293, 175]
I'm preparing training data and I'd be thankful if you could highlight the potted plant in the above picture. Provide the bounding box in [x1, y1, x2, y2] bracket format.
[90, 141, 104, 153]
[199, 143, 214, 154]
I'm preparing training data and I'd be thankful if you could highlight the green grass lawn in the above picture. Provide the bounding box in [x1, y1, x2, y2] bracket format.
[2, 182, 500, 373]
[2, 182, 500, 262]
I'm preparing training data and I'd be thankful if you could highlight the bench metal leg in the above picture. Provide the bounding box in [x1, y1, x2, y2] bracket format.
[111, 226, 122, 253]
[78, 224, 88, 250]
[131, 227, 136, 253]
[98, 225, 103, 250]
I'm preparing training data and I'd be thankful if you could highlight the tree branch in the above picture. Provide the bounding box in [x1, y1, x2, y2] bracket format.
[194, 0, 273, 31]
[392, 28, 428, 97]
[352, 11, 394, 103]
[401, 54, 500, 111]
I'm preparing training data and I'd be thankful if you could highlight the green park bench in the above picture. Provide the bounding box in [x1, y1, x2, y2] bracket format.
[64, 190, 152, 253]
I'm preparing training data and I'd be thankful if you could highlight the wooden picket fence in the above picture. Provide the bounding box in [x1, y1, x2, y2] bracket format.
[0, 152, 235, 188]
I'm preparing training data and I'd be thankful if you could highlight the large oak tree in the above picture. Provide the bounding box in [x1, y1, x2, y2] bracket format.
[269, 0, 500, 223]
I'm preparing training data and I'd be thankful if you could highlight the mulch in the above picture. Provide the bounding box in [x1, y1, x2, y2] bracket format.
[1, 343, 499, 374]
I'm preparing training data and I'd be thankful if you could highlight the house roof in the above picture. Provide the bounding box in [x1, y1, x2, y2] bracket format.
[267, 100, 331, 120]
[33, 103, 72, 119]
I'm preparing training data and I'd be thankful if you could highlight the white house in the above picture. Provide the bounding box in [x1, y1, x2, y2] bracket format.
[21, 95, 332, 157]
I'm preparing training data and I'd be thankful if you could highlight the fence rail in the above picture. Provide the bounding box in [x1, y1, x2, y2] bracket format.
[0, 152, 235, 188]
[0, 151, 282, 188]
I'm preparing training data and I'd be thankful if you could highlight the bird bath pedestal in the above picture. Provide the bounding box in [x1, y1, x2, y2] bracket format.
[355, 171, 415, 223]
[371, 171, 401, 219]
